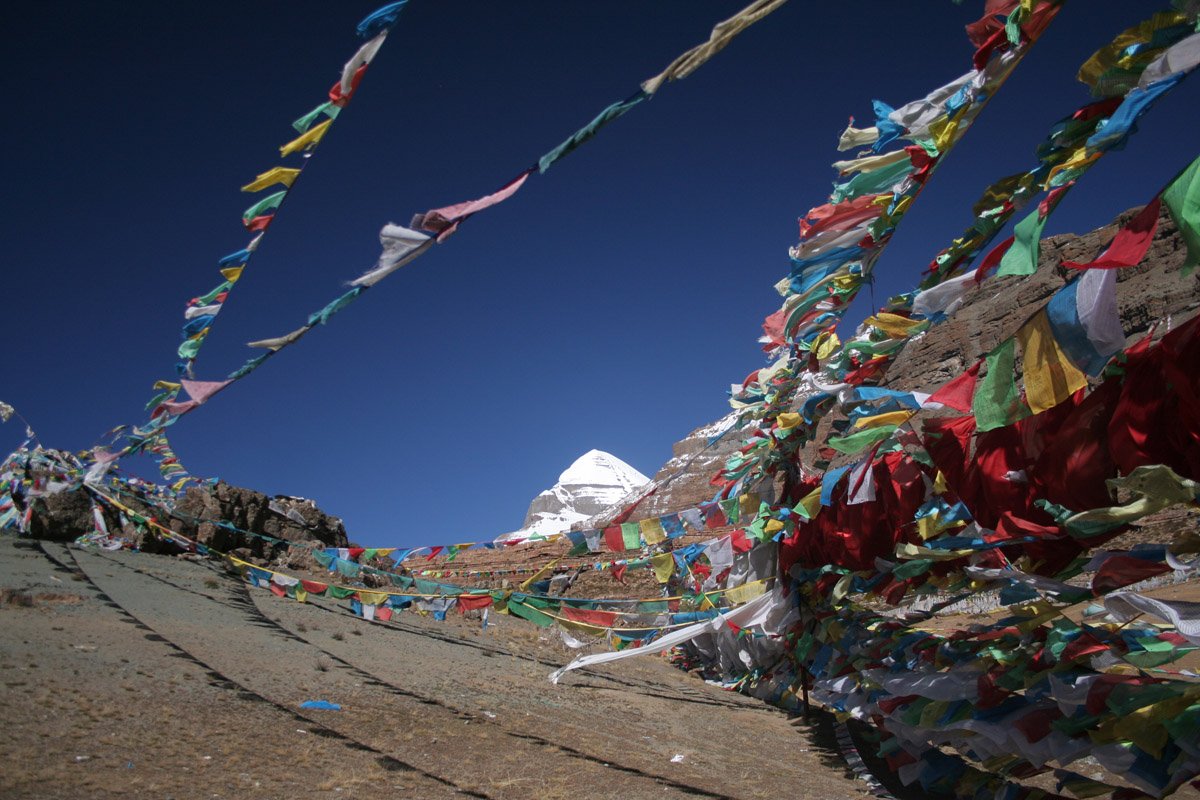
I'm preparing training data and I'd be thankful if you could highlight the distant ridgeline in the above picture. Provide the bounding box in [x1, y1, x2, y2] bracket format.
[7, 2, 1200, 799]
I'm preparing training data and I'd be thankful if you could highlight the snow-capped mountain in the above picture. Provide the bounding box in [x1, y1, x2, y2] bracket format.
[496, 450, 650, 541]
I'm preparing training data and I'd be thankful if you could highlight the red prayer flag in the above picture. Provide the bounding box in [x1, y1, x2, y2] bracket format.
[300, 579, 328, 594]
[611, 563, 627, 584]
[602, 526, 625, 552]
[329, 64, 367, 106]
[927, 361, 982, 412]
[244, 214, 274, 232]
[1091, 555, 1171, 594]
[457, 594, 494, 612]
[1060, 632, 1112, 663]
[561, 606, 619, 627]
[974, 236, 1014, 283]
[1063, 197, 1161, 270]
[729, 529, 753, 553]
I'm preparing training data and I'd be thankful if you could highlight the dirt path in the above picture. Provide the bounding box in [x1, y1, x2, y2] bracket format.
[0, 539, 875, 799]
[0, 538, 462, 799]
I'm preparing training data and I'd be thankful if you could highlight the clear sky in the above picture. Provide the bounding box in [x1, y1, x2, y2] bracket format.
[4, 1, 1198, 548]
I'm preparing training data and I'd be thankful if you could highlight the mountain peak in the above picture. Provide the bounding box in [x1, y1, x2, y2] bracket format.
[497, 450, 650, 541]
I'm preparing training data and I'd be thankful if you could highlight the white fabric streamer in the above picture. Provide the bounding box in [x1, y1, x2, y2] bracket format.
[341, 31, 388, 95]
[1104, 591, 1200, 645]
[352, 224, 434, 287]
[549, 585, 796, 684]
[1139, 31, 1200, 88]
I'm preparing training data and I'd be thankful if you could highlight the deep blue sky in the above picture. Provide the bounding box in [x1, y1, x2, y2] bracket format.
[4, 2, 1197, 547]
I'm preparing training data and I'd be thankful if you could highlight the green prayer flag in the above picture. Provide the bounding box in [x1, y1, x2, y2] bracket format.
[538, 90, 646, 173]
[1163, 154, 1200, 274]
[327, 586, 356, 599]
[973, 338, 1027, 431]
[308, 287, 364, 326]
[195, 281, 233, 306]
[620, 522, 641, 550]
[227, 353, 270, 381]
[830, 158, 915, 203]
[507, 599, 553, 627]
[242, 190, 287, 223]
[719, 497, 741, 524]
[893, 558, 934, 580]
[293, 100, 339, 133]
[996, 208, 1046, 276]
[145, 390, 174, 411]
[827, 425, 898, 454]
[177, 337, 204, 360]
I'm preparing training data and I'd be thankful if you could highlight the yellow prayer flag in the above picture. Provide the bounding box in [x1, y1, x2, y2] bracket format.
[812, 330, 840, 360]
[764, 519, 784, 534]
[639, 517, 666, 545]
[1017, 311, 1087, 414]
[295, 588, 308, 604]
[358, 591, 389, 606]
[241, 166, 302, 193]
[854, 410, 915, 429]
[1045, 148, 1101, 186]
[220, 266, 244, 283]
[930, 115, 961, 152]
[724, 579, 766, 605]
[280, 119, 332, 157]
[798, 486, 822, 520]
[738, 493, 760, 519]
[917, 513, 941, 541]
[777, 412, 802, 430]
[865, 312, 926, 338]
[896, 541, 975, 561]
[651, 553, 675, 584]
[153, 380, 181, 391]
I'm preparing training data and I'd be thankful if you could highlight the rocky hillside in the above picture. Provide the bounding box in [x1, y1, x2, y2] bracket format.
[616, 202, 1200, 522]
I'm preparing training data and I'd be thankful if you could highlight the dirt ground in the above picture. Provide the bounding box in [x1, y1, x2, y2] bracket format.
[0, 537, 876, 799]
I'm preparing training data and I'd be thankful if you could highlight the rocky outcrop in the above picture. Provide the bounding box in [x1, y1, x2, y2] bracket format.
[629, 412, 750, 520]
[168, 482, 349, 569]
[26, 489, 95, 542]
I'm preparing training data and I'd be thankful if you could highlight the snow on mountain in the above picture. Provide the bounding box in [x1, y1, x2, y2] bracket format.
[495, 450, 650, 541]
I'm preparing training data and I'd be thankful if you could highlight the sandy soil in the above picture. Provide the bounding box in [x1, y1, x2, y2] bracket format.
[0, 537, 874, 799]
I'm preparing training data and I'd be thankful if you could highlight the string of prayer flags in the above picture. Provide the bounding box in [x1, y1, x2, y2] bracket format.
[639, 0, 789, 95]
[124, 0, 412, 491]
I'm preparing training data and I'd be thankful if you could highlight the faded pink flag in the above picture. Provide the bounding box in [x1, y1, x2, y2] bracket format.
[414, 169, 532, 241]
[181, 379, 232, 404]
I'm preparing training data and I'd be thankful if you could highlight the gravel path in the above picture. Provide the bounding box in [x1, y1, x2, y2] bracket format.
[1, 538, 874, 799]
